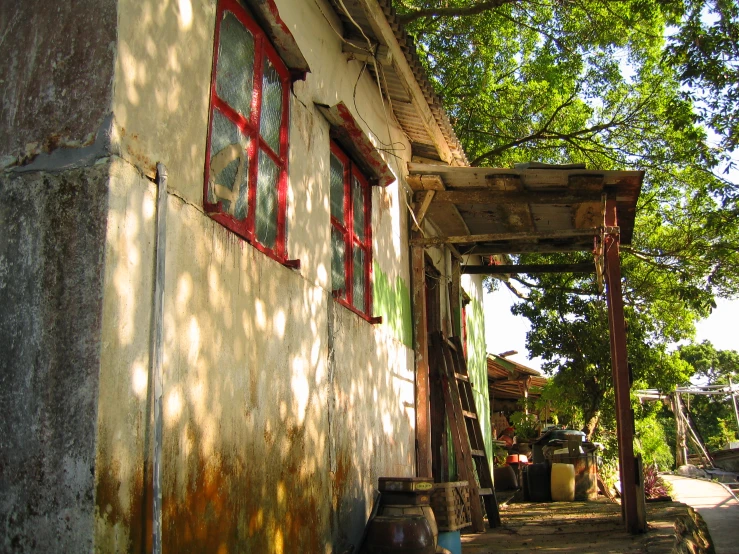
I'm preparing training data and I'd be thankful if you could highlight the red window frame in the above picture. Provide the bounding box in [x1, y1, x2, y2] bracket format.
[204, 0, 295, 266]
[330, 141, 376, 321]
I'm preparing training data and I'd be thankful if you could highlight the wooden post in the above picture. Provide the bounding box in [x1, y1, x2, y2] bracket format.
[673, 393, 688, 467]
[603, 195, 644, 534]
[450, 257, 461, 338]
[729, 378, 739, 434]
[412, 243, 432, 478]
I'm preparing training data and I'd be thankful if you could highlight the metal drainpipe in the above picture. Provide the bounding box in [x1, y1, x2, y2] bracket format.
[151, 163, 168, 554]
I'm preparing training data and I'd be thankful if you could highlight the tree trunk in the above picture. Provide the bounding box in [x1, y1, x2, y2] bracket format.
[582, 410, 600, 440]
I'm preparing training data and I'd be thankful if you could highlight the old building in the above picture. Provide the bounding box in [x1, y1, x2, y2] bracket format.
[0, 0, 492, 551]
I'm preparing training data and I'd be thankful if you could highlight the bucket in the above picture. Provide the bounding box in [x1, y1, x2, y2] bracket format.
[551, 463, 575, 501]
[437, 531, 462, 554]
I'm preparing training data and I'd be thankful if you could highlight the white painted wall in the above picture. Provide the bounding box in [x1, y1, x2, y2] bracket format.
[96, 0, 417, 551]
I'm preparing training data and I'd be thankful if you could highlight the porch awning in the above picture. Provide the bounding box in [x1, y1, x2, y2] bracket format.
[408, 162, 643, 257]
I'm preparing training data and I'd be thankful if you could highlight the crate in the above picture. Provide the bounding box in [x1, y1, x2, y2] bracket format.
[430, 481, 471, 531]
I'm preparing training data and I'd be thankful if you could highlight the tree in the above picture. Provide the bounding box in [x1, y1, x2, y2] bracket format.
[395, 0, 738, 182]
[392, 0, 739, 427]
[678, 341, 739, 449]
[508, 255, 693, 439]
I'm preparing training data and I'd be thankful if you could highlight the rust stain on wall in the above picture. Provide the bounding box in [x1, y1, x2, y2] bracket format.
[162, 422, 326, 553]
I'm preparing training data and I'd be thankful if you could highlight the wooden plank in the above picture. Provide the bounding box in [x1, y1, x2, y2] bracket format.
[450, 258, 461, 338]
[406, 174, 445, 191]
[410, 228, 600, 246]
[412, 244, 432, 478]
[462, 262, 595, 275]
[463, 410, 477, 420]
[463, 243, 588, 255]
[413, 190, 436, 230]
[414, 189, 602, 205]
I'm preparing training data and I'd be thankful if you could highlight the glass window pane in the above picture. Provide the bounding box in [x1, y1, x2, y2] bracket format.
[208, 109, 249, 220]
[216, 12, 255, 118]
[330, 154, 345, 223]
[352, 247, 366, 312]
[352, 176, 365, 241]
[255, 149, 279, 248]
[259, 55, 283, 154]
[331, 226, 346, 296]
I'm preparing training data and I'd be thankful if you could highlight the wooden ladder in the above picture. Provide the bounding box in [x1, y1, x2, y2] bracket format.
[431, 332, 501, 531]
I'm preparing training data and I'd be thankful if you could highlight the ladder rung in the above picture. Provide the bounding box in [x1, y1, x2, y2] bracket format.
[471, 449, 485, 457]
[479, 488, 493, 496]
[446, 339, 457, 351]
[462, 410, 477, 420]
[454, 372, 469, 382]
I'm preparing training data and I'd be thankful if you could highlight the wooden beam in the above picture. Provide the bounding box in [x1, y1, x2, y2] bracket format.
[406, 174, 445, 191]
[462, 262, 594, 275]
[413, 189, 602, 205]
[413, 190, 436, 230]
[412, 244, 432, 478]
[450, 258, 461, 338]
[604, 196, 644, 533]
[462, 243, 590, 255]
[410, 228, 600, 246]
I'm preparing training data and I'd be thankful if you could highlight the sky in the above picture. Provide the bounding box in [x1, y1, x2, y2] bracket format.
[484, 287, 738, 373]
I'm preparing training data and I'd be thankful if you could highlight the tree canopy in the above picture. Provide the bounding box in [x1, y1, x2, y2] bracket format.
[393, 0, 739, 444]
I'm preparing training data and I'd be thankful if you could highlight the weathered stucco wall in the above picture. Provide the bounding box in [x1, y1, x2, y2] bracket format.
[0, 0, 117, 160]
[94, 158, 156, 554]
[0, 163, 110, 553]
[463, 273, 494, 465]
[95, 0, 417, 551]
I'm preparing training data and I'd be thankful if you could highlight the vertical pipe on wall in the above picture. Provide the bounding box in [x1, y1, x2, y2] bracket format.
[151, 163, 168, 554]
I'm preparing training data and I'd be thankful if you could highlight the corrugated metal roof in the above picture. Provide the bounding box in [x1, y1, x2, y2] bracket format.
[327, 0, 468, 166]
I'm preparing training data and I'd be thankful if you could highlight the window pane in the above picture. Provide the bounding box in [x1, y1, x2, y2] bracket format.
[216, 12, 255, 118]
[352, 247, 366, 311]
[259, 55, 283, 154]
[330, 154, 345, 223]
[352, 176, 365, 241]
[255, 149, 279, 248]
[208, 109, 249, 220]
[331, 226, 346, 296]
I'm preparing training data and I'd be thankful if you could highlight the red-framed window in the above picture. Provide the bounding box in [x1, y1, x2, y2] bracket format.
[204, 0, 294, 265]
[330, 142, 375, 320]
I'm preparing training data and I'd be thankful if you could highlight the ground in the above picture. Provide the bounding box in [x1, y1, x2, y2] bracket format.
[461, 498, 712, 553]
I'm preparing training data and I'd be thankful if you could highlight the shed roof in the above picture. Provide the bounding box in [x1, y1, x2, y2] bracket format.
[488, 354, 547, 400]
[408, 163, 644, 256]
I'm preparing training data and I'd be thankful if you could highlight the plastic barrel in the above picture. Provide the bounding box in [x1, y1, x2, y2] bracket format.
[526, 462, 551, 502]
[550, 463, 576, 501]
